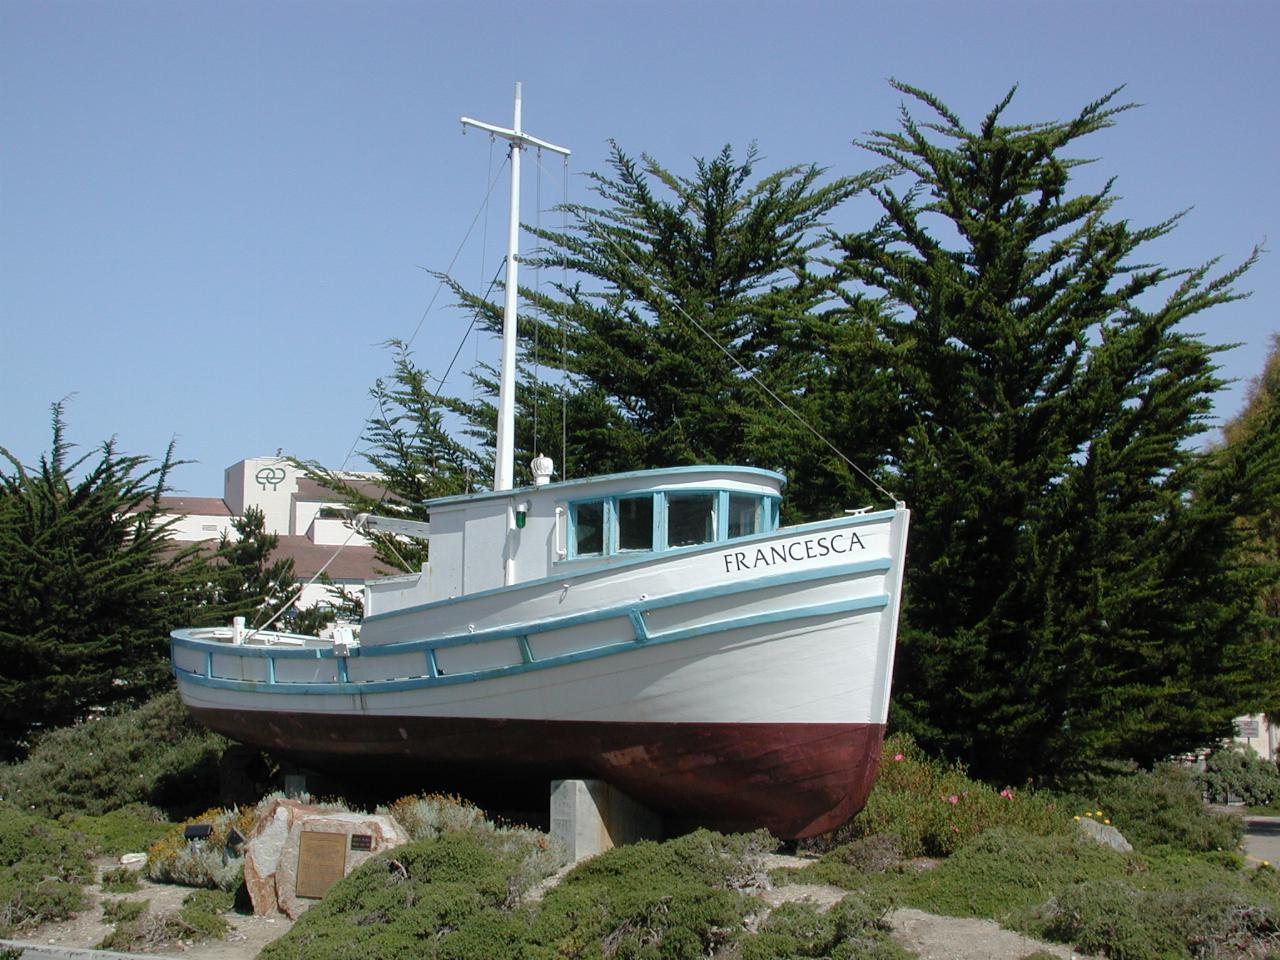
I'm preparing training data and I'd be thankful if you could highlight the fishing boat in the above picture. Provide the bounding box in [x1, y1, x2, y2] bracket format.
[170, 85, 910, 839]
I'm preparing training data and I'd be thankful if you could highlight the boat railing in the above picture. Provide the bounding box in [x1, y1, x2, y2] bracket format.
[172, 555, 892, 694]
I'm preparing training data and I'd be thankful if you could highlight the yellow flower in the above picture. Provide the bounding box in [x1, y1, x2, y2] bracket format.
[1104, 819, 1111, 825]
[1073, 815, 1081, 821]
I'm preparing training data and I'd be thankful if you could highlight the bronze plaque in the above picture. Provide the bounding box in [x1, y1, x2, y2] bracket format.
[295, 830, 348, 899]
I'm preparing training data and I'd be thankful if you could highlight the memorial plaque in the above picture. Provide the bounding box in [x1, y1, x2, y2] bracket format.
[350, 833, 373, 851]
[1238, 719, 1261, 739]
[295, 830, 347, 899]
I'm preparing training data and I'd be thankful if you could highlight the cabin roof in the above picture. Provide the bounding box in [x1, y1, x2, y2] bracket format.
[421, 464, 787, 509]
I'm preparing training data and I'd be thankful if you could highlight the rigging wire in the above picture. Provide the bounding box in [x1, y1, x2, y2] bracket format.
[531, 149, 542, 458]
[263, 153, 514, 630]
[337, 152, 511, 474]
[586, 224, 899, 506]
[251, 255, 511, 631]
[561, 158, 570, 482]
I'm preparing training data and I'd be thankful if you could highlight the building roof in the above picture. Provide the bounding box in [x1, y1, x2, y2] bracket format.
[294, 477, 399, 503]
[126, 496, 232, 517]
[272, 535, 391, 581]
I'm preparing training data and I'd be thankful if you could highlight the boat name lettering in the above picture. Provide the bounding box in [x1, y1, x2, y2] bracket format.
[721, 531, 865, 574]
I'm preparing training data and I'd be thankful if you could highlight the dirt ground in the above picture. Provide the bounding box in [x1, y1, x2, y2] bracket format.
[14, 853, 1089, 960]
[18, 858, 294, 959]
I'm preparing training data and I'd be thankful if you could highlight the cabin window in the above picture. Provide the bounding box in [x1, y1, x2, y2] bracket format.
[727, 494, 761, 538]
[666, 492, 716, 548]
[572, 500, 605, 556]
[617, 495, 654, 551]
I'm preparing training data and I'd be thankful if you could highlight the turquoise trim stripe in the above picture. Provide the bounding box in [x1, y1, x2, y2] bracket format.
[423, 464, 788, 508]
[363, 512, 896, 624]
[172, 592, 889, 696]
[173, 557, 890, 659]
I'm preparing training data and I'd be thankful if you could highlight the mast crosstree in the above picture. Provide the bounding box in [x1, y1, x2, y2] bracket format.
[461, 82, 571, 493]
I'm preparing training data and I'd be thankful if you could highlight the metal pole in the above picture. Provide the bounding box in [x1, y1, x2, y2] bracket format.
[494, 83, 523, 492]
[461, 84, 570, 493]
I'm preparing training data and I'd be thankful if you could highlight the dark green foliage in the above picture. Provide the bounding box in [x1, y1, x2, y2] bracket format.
[0, 403, 211, 760]
[829, 83, 1270, 782]
[1198, 745, 1280, 806]
[446, 142, 876, 510]
[0, 803, 92, 935]
[0, 690, 228, 818]
[207, 506, 298, 624]
[1221, 336, 1280, 715]
[1081, 763, 1243, 852]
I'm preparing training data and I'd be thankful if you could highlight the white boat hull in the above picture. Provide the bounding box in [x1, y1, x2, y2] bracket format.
[173, 508, 908, 837]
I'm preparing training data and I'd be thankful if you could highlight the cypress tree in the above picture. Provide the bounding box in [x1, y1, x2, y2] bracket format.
[830, 83, 1268, 781]
[0, 403, 206, 759]
[445, 143, 876, 506]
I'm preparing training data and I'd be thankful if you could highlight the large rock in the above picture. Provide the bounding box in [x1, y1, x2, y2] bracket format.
[243, 798, 409, 918]
[1076, 815, 1134, 853]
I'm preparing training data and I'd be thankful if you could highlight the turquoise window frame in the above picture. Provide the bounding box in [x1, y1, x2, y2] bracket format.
[563, 489, 781, 560]
[567, 498, 610, 559]
[615, 492, 659, 553]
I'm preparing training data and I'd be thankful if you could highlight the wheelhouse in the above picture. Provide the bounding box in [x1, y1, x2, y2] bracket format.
[364, 465, 785, 617]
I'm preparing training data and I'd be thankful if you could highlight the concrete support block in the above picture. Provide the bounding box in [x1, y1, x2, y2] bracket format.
[550, 779, 663, 862]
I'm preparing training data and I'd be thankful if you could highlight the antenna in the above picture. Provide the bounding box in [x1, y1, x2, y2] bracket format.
[461, 83, 570, 492]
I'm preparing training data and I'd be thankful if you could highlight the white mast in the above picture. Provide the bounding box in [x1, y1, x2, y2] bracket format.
[461, 83, 570, 492]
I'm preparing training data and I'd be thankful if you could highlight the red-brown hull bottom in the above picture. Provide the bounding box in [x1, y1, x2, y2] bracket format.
[189, 707, 885, 839]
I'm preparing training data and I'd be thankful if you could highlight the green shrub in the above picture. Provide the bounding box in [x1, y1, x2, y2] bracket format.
[146, 806, 257, 891]
[264, 828, 773, 960]
[100, 865, 143, 893]
[59, 803, 171, 856]
[829, 734, 1068, 857]
[1032, 878, 1280, 960]
[97, 888, 232, 952]
[1198, 745, 1280, 806]
[381, 791, 569, 896]
[531, 829, 777, 958]
[261, 830, 555, 960]
[739, 895, 909, 960]
[384, 792, 489, 840]
[0, 804, 93, 935]
[0, 691, 229, 819]
[102, 898, 147, 925]
[1079, 764, 1243, 853]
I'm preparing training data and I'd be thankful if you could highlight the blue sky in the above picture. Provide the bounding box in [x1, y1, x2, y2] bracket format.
[2, 1, 1276, 495]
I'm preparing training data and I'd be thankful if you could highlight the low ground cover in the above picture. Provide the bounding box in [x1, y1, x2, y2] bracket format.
[97, 887, 234, 952]
[779, 736, 1276, 960]
[0, 691, 233, 819]
[5, 725, 1275, 960]
[0, 803, 94, 936]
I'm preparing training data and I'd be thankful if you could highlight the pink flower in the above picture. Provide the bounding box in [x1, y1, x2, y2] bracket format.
[893, 753, 905, 762]
[947, 795, 959, 805]
[951, 825, 960, 833]
[1000, 788, 1014, 800]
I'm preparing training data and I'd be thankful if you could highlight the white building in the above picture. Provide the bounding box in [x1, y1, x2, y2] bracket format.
[157, 456, 390, 610]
